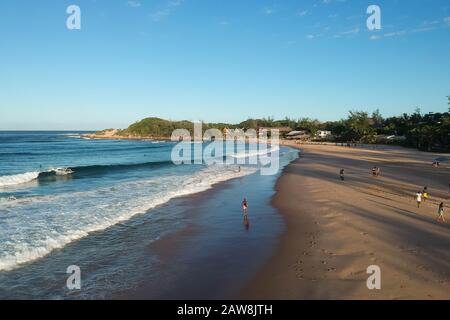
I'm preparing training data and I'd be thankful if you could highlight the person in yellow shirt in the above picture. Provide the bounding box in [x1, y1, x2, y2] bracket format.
[422, 186, 429, 202]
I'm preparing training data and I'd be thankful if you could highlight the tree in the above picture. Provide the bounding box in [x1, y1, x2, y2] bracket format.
[343, 111, 376, 143]
[371, 109, 384, 131]
[101, 99, 450, 152]
[296, 118, 320, 137]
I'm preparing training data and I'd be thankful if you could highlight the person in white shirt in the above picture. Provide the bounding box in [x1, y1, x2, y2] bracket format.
[415, 191, 423, 208]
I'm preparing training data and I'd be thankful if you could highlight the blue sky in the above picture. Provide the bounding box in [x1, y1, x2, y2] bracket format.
[0, 0, 449, 130]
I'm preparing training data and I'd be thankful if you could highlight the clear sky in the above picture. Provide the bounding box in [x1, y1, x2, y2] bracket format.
[0, 0, 449, 130]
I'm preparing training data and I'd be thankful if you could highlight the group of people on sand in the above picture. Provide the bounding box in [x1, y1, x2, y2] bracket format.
[339, 167, 446, 223]
[415, 187, 429, 208]
[339, 166, 382, 181]
[415, 187, 446, 222]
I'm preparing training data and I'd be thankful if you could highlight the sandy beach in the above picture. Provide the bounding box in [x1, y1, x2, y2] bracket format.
[241, 143, 450, 299]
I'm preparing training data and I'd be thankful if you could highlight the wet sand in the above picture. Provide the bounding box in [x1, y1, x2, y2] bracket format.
[118, 165, 286, 299]
[240, 143, 450, 299]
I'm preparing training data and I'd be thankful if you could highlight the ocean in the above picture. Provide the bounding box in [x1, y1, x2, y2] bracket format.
[0, 131, 298, 299]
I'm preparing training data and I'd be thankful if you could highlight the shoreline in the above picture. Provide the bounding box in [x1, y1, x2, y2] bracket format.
[240, 143, 450, 299]
[0, 145, 296, 299]
[82, 135, 172, 141]
[119, 172, 284, 299]
[0, 168, 283, 299]
[82, 132, 282, 144]
[4, 138, 450, 299]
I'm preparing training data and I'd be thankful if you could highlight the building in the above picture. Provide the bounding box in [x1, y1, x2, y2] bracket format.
[376, 135, 406, 144]
[258, 127, 292, 137]
[316, 130, 332, 139]
[286, 130, 310, 140]
[223, 128, 246, 137]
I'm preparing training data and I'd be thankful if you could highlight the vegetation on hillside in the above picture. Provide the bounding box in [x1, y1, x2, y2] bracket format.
[101, 97, 450, 152]
[114, 117, 234, 137]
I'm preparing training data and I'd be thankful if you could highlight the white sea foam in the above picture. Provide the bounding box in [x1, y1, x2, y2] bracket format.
[0, 164, 258, 271]
[0, 172, 40, 187]
[0, 168, 74, 188]
[229, 146, 280, 159]
[52, 168, 74, 176]
[59, 133, 82, 138]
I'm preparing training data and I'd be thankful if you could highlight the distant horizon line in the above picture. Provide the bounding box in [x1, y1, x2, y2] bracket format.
[0, 130, 97, 132]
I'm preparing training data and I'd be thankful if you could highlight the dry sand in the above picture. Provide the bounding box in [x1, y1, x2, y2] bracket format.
[240, 143, 450, 299]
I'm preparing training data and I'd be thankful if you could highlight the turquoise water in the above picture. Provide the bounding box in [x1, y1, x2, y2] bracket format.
[0, 131, 297, 298]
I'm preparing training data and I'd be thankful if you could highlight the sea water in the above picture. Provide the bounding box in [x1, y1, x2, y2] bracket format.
[0, 131, 298, 298]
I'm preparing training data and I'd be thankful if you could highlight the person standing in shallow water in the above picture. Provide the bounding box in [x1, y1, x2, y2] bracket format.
[340, 169, 345, 181]
[243, 216, 250, 230]
[242, 198, 248, 217]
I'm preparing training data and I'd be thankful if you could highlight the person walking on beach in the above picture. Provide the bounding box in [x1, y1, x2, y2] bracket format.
[242, 198, 248, 217]
[371, 166, 376, 177]
[422, 187, 429, 202]
[437, 202, 446, 222]
[415, 191, 423, 208]
[340, 169, 345, 181]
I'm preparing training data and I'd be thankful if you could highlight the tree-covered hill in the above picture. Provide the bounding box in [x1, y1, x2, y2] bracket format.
[96, 96, 450, 152]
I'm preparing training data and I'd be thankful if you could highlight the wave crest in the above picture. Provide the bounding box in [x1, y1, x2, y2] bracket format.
[0, 172, 40, 187]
